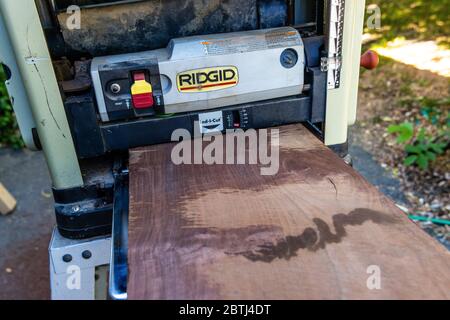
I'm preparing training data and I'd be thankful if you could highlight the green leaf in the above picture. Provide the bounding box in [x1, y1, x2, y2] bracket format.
[405, 144, 421, 154]
[426, 152, 436, 161]
[417, 154, 429, 170]
[387, 124, 401, 133]
[417, 128, 426, 143]
[397, 135, 410, 143]
[388, 122, 414, 143]
[404, 155, 418, 166]
[418, 143, 429, 152]
[429, 143, 445, 154]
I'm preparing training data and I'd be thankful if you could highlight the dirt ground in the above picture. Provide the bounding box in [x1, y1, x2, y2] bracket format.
[0, 149, 54, 300]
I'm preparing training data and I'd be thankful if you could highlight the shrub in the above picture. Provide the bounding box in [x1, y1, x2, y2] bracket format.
[0, 66, 24, 149]
[387, 97, 449, 171]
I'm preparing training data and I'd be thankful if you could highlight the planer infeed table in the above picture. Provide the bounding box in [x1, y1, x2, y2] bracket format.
[123, 124, 450, 300]
[1, 0, 449, 300]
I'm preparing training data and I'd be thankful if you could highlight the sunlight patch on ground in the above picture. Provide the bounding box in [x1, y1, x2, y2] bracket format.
[373, 38, 450, 77]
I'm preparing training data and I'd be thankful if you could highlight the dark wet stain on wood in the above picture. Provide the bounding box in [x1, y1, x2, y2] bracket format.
[229, 208, 399, 262]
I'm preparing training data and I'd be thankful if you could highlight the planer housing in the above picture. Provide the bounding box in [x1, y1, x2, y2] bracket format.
[91, 27, 306, 120]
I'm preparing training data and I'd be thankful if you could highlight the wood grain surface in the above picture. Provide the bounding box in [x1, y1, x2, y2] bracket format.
[127, 124, 450, 300]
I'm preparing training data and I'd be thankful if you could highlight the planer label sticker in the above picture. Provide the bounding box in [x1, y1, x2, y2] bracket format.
[202, 28, 301, 56]
[177, 66, 238, 93]
[198, 111, 224, 134]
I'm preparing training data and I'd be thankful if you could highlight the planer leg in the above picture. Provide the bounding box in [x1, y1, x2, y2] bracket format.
[49, 228, 111, 300]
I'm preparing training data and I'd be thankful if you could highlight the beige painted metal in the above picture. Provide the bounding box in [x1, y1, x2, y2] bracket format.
[0, 0, 83, 188]
[325, 0, 366, 146]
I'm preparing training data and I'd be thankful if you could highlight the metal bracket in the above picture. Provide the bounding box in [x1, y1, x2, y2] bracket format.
[320, 56, 342, 72]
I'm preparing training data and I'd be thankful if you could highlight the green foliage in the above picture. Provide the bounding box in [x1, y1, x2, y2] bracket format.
[387, 98, 449, 171]
[0, 66, 24, 149]
[402, 129, 446, 170]
[387, 122, 414, 143]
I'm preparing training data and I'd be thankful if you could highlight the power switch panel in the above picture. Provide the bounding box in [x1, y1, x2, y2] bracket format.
[92, 56, 163, 122]
[131, 72, 154, 109]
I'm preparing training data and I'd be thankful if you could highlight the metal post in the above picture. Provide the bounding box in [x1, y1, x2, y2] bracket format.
[324, 0, 366, 146]
[0, 0, 83, 189]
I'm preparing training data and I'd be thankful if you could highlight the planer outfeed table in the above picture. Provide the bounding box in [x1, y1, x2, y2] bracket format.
[123, 124, 450, 300]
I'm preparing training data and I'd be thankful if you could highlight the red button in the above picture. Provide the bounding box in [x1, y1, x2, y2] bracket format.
[133, 72, 146, 81]
[132, 93, 154, 109]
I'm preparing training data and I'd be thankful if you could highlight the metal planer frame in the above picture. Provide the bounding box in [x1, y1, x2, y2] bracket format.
[0, 0, 366, 300]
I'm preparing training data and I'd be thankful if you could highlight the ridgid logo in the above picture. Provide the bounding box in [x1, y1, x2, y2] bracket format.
[171, 124, 280, 176]
[177, 66, 239, 92]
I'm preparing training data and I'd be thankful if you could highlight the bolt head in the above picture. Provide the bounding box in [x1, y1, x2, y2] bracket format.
[62, 254, 72, 263]
[110, 83, 121, 94]
[82, 250, 92, 260]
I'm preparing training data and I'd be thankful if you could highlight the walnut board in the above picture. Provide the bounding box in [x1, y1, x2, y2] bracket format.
[127, 124, 450, 300]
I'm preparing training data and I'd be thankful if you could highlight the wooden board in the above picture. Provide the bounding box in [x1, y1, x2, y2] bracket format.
[127, 124, 450, 300]
[0, 183, 17, 215]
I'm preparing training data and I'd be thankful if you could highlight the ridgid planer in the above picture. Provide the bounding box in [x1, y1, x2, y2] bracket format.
[0, 0, 374, 299]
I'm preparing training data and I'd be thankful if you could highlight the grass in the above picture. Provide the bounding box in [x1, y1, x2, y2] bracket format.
[365, 0, 450, 48]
